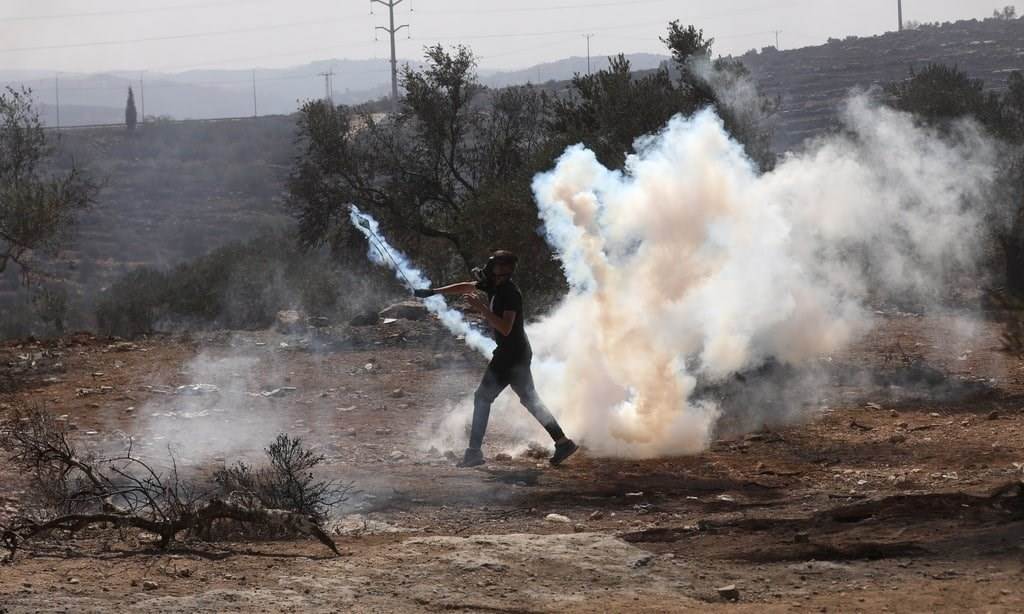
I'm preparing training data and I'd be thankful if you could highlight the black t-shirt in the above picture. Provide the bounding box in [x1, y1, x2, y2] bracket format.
[479, 280, 531, 359]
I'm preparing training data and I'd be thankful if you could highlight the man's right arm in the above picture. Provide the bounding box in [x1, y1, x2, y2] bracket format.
[414, 282, 477, 298]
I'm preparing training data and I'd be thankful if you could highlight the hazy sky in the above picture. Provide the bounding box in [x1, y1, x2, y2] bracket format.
[0, 0, 1005, 74]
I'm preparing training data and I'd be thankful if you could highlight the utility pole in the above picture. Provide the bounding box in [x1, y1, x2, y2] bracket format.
[583, 33, 594, 75]
[251, 69, 258, 117]
[318, 70, 335, 107]
[372, 0, 409, 114]
[897, 0, 903, 31]
[139, 72, 146, 126]
[54, 74, 61, 131]
[774, 30, 781, 49]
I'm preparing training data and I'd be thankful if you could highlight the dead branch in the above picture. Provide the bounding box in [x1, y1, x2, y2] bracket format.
[0, 407, 342, 563]
[2, 499, 339, 562]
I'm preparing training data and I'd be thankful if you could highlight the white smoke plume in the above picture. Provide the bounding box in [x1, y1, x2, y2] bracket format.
[520, 94, 997, 458]
[349, 205, 496, 356]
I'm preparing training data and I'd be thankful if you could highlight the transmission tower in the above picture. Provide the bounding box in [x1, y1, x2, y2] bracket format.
[372, 0, 409, 114]
[319, 69, 335, 107]
[583, 33, 594, 75]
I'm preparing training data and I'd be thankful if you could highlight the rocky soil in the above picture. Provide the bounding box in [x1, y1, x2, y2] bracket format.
[1, 311, 1023, 613]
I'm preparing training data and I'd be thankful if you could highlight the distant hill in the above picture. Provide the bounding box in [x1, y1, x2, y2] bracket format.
[737, 16, 1024, 150]
[2, 53, 669, 126]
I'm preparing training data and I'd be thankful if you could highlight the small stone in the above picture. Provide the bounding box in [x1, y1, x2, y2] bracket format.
[68, 578, 80, 584]
[717, 584, 740, 601]
[142, 580, 159, 591]
[988, 411, 999, 421]
[545, 513, 572, 524]
[589, 510, 604, 521]
[794, 531, 810, 544]
[494, 453, 513, 463]
[389, 450, 406, 461]
[889, 433, 907, 444]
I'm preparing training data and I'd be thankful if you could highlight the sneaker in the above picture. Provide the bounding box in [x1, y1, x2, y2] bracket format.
[456, 448, 485, 468]
[549, 439, 579, 466]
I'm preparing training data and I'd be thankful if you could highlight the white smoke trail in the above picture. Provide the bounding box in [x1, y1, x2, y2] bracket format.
[517, 94, 997, 458]
[348, 205, 496, 356]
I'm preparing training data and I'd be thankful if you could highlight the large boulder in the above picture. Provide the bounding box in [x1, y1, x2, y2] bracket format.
[379, 300, 429, 321]
[275, 310, 306, 334]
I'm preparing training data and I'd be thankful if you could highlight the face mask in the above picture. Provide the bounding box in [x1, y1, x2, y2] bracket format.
[472, 257, 496, 288]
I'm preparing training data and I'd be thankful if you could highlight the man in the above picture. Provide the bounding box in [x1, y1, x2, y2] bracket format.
[414, 250, 578, 468]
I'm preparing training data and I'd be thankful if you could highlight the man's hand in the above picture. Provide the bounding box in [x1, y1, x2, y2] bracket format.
[463, 292, 488, 313]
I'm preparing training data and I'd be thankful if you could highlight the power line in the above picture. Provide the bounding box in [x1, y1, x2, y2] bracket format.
[0, 15, 364, 54]
[414, 0, 796, 16]
[0, 0, 270, 23]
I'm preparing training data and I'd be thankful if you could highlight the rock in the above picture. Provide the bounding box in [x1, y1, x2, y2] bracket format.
[888, 433, 907, 444]
[988, 410, 999, 421]
[379, 300, 429, 321]
[589, 510, 605, 521]
[522, 442, 549, 459]
[68, 578, 80, 584]
[545, 513, 572, 524]
[349, 310, 380, 327]
[389, 388, 405, 398]
[794, 531, 810, 543]
[175, 384, 219, 396]
[275, 310, 307, 334]
[494, 453, 513, 463]
[717, 584, 740, 601]
[405, 533, 654, 580]
[142, 580, 159, 591]
[261, 386, 297, 398]
[628, 553, 655, 568]
[390, 450, 406, 461]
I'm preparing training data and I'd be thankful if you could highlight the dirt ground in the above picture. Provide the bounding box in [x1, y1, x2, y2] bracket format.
[1, 311, 1023, 613]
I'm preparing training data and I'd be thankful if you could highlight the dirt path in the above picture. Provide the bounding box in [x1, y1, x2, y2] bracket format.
[2, 314, 1023, 612]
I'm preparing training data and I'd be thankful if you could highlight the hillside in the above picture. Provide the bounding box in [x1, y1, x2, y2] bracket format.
[0, 116, 297, 335]
[739, 16, 1024, 150]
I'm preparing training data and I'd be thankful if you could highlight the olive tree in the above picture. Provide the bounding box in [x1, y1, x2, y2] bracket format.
[0, 87, 97, 281]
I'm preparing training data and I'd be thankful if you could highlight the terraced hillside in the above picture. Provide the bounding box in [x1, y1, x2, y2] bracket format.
[0, 116, 296, 334]
[740, 16, 1024, 150]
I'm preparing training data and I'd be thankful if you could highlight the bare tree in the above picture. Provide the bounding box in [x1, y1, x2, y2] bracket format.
[0, 87, 97, 282]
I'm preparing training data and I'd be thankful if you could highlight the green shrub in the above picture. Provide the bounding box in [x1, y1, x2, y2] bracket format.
[95, 268, 169, 337]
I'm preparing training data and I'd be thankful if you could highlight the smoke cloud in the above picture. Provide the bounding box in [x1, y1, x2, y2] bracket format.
[519, 95, 997, 458]
[349, 205, 496, 356]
